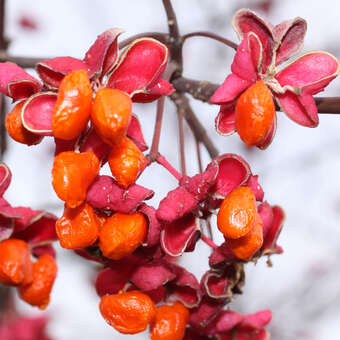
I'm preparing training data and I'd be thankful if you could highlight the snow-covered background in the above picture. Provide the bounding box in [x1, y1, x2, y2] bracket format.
[2, 0, 340, 339]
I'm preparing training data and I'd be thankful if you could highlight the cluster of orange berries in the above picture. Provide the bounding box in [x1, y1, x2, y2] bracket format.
[217, 186, 263, 261]
[100, 291, 189, 339]
[45, 70, 148, 255]
[0, 239, 57, 309]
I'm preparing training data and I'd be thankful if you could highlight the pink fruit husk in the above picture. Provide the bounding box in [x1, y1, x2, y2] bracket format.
[95, 267, 131, 296]
[12, 210, 58, 246]
[160, 215, 201, 257]
[157, 186, 198, 223]
[54, 137, 77, 156]
[215, 104, 236, 136]
[0, 162, 11, 197]
[32, 244, 56, 259]
[84, 28, 124, 79]
[131, 78, 174, 103]
[21, 92, 57, 136]
[0, 215, 14, 241]
[0, 62, 41, 100]
[79, 128, 111, 164]
[261, 205, 285, 256]
[130, 259, 176, 291]
[273, 17, 307, 65]
[258, 202, 274, 239]
[207, 310, 244, 335]
[126, 114, 148, 151]
[106, 38, 169, 97]
[200, 270, 232, 300]
[275, 51, 340, 127]
[209, 242, 237, 268]
[189, 296, 225, 332]
[86, 175, 154, 213]
[166, 263, 201, 308]
[0, 198, 23, 219]
[179, 162, 218, 201]
[232, 9, 274, 73]
[209, 154, 252, 198]
[246, 175, 264, 201]
[36, 56, 88, 89]
[139, 203, 162, 248]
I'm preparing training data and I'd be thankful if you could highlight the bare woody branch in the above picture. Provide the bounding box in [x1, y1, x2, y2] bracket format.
[172, 76, 340, 114]
[170, 92, 219, 159]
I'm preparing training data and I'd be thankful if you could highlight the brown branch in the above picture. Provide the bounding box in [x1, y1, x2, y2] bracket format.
[170, 92, 219, 159]
[162, 0, 180, 39]
[182, 31, 237, 50]
[162, 0, 182, 76]
[173, 76, 340, 114]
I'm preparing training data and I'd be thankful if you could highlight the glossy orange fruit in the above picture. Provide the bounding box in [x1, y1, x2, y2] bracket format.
[91, 88, 132, 146]
[18, 254, 57, 309]
[217, 186, 257, 239]
[108, 137, 147, 188]
[150, 302, 189, 340]
[99, 291, 156, 334]
[56, 202, 100, 249]
[52, 151, 100, 208]
[235, 80, 275, 146]
[5, 101, 42, 145]
[99, 212, 147, 260]
[227, 213, 264, 261]
[0, 239, 33, 286]
[52, 69, 92, 140]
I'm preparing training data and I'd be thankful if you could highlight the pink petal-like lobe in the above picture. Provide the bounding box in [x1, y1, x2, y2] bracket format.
[107, 38, 169, 96]
[36, 57, 88, 88]
[161, 215, 201, 257]
[126, 114, 148, 151]
[0, 162, 11, 197]
[215, 104, 237, 136]
[274, 18, 307, 65]
[84, 28, 124, 79]
[86, 175, 154, 213]
[21, 92, 57, 136]
[0, 62, 41, 100]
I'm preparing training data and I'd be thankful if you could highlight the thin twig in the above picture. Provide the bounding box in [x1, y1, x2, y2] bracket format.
[170, 92, 219, 158]
[156, 154, 182, 180]
[177, 108, 186, 176]
[201, 234, 218, 249]
[162, 0, 180, 39]
[149, 96, 166, 162]
[196, 139, 203, 173]
[182, 31, 238, 50]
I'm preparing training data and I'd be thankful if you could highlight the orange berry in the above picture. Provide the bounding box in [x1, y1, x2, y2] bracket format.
[0, 239, 33, 286]
[217, 186, 257, 239]
[227, 213, 264, 261]
[18, 254, 57, 309]
[52, 151, 100, 208]
[108, 137, 147, 188]
[99, 212, 147, 260]
[91, 88, 132, 146]
[150, 302, 189, 340]
[56, 202, 100, 249]
[5, 101, 42, 145]
[235, 80, 275, 146]
[99, 291, 156, 334]
[52, 69, 92, 140]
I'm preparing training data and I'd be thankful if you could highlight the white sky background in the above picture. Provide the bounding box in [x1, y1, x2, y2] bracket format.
[2, 0, 340, 339]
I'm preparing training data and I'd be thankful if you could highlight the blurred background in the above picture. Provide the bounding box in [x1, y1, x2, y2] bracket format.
[1, 0, 340, 339]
